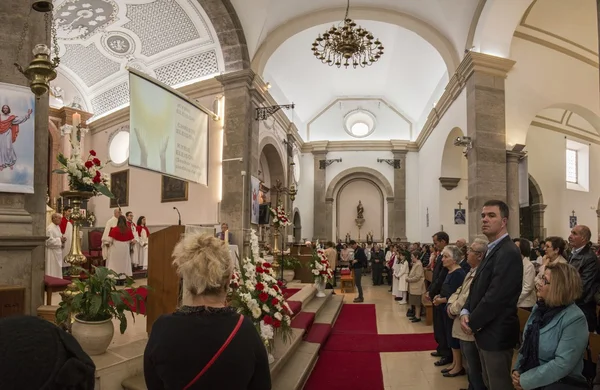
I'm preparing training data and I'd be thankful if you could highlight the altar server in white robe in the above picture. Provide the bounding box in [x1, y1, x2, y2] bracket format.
[59, 206, 73, 266]
[136, 216, 149, 270]
[125, 211, 140, 268]
[102, 208, 121, 260]
[104, 215, 133, 282]
[46, 213, 65, 278]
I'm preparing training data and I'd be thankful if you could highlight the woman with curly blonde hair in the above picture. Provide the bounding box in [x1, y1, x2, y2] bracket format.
[144, 234, 271, 390]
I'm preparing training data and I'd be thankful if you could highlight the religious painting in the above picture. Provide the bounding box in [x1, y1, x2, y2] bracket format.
[0, 82, 35, 194]
[161, 175, 188, 203]
[110, 170, 129, 208]
[569, 215, 578, 229]
[454, 208, 466, 225]
[250, 176, 260, 224]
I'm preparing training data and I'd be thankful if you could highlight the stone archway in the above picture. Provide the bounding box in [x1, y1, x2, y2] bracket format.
[324, 167, 394, 242]
[519, 174, 546, 240]
[196, 0, 250, 72]
[293, 207, 301, 243]
[258, 138, 286, 201]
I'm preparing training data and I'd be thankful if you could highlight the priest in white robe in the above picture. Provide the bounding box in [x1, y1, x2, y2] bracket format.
[136, 216, 149, 270]
[59, 206, 73, 267]
[102, 208, 121, 260]
[104, 215, 134, 283]
[46, 213, 65, 278]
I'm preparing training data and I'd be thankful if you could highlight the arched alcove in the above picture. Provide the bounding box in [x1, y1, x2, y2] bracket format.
[519, 174, 546, 240]
[325, 167, 394, 242]
[293, 207, 301, 243]
[336, 178, 384, 242]
[438, 127, 468, 240]
[258, 141, 286, 204]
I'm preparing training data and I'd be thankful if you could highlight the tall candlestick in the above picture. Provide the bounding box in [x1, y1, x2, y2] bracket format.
[224, 230, 229, 245]
[71, 113, 81, 153]
[72, 112, 81, 127]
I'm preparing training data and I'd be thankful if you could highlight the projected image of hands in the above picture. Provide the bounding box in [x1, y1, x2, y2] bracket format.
[133, 126, 170, 173]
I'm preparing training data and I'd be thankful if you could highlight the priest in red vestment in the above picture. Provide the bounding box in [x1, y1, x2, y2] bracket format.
[104, 216, 134, 285]
[125, 211, 140, 268]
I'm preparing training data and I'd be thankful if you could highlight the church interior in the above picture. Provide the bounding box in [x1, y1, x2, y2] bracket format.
[1, 0, 600, 389]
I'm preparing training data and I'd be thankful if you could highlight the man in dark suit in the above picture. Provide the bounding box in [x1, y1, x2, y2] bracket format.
[567, 224, 600, 332]
[460, 200, 523, 390]
[426, 231, 451, 366]
[350, 240, 367, 303]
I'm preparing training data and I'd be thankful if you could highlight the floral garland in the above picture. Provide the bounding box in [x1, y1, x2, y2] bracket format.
[53, 148, 113, 198]
[309, 242, 334, 285]
[228, 229, 293, 352]
[269, 203, 291, 229]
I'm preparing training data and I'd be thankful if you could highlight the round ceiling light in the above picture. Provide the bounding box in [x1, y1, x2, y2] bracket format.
[108, 130, 130, 165]
[343, 109, 376, 138]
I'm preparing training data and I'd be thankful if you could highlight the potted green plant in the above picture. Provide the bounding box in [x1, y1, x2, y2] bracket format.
[281, 255, 302, 282]
[55, 266, 147, 356]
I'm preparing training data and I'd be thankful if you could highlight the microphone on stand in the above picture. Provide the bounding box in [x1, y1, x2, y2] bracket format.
[173, 207, 181, 225]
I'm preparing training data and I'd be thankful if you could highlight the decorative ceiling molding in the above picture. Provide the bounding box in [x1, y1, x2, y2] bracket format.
[301, 140, 418, 153]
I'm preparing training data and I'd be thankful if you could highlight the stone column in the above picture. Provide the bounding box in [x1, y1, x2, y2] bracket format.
[506, 151, 525, 237]
[216, 70, 260, 249]
[312, 150, 328, 241]
[391, 149, 407, 241]
[0, 1, 50, 313]
[460, 52, 516, 242]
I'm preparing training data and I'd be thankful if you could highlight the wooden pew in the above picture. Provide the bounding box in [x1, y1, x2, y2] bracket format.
[422, 293, 433, 326]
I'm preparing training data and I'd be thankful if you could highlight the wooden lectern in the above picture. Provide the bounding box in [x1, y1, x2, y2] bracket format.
[146, 225, 185, 333]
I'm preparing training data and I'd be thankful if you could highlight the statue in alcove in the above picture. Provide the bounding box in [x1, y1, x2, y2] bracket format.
[366, 231, 373, 244]
[345, 232, 351, 244]
[357, 200, 364, 219]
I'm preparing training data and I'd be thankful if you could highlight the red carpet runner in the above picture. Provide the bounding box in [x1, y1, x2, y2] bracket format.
[303, 304, 437, 390]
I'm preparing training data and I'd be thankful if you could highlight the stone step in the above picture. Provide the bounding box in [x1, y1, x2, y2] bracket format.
[271, 294, 344, 390]
[122, 374, 146, 390]
[272, 341, 320, 390]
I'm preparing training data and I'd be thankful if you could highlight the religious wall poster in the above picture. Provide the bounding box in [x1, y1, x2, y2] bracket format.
[0, 82, 35, 194]
[250, 176, 260, 225]
[110, 169, 129, 208]
[569, 215, 578, 229]
[454, 208, 466, 225]
[161, 175, 188, 203]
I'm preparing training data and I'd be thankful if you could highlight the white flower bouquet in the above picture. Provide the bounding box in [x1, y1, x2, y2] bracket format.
[228, 229, 294, 352]
[269, 203, 292, 229]
[53, 148, 113, 197]
[309, 242, 334, 285]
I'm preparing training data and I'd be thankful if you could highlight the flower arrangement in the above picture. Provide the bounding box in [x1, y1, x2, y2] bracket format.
[309, 243, 334, 285]
[228, 229, 293, 354]
[269, 203, 292, 229]
[53, 149, 113, 198]
[87, 211, 96, 226]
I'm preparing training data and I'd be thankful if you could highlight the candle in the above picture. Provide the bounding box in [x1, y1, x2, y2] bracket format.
[71, 113, 81, 152]
[224, 230, 229, 245]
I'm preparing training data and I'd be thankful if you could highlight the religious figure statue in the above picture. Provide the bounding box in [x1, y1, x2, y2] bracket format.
[0, 105, 32, 170]
[345, 232, 351, 243]
[366, 231, 373, 244]
[356, 200, 364, 219]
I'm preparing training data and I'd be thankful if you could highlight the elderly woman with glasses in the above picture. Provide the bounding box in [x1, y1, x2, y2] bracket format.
[512, 262, 588, 390]
[432, 245, 467, 378]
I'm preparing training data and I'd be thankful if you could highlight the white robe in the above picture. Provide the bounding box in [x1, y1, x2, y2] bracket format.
[129, 222, 140, 267]
[45, 223, 64, 278]
[62, 220, 73, 265]
[101, 216, 118, 260]
[395, 261, 409, 292]
[137, 227, 149, 270]
[391, 257, 400, 297]
[104, 232, 133, 278]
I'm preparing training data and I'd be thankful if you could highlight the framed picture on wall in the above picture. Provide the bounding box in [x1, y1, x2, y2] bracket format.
[161, 175, 188, 203]
[110, 169, 129, 208]
[454, 208, 466, 225]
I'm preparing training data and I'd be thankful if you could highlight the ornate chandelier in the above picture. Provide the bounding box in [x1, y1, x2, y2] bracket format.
[311, 0, 384, 69]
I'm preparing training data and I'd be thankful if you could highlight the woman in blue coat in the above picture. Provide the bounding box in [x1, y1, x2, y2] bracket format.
[512, 262, 589, 389]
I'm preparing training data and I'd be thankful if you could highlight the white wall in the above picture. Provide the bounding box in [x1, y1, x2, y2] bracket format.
[87, 93, 222, 227]
[417, 90, 468, 242]
[526, 126, 600, 239]
[337, 180, 383, 240]
[307, 99, 411, 142]
[294, 153, 315, 240]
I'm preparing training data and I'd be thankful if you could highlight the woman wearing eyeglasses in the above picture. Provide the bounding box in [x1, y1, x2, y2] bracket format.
[512, 262, 589, 390]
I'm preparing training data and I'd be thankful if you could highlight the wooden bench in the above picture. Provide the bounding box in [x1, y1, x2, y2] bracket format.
[43, 275, 71, 305]
[340, 269, 354, 294]
[422, 294, 433, 326]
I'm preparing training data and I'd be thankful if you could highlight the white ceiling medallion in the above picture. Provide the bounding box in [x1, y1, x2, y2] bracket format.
[344, 109, 376, 138]
[101, 31, 135, 57]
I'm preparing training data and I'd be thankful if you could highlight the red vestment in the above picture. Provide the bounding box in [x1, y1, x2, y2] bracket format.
[59, 216, 73, 235]
[109, 227, 134, 242]
[136, 225, 150, 237]
[0, 115, 19, 143]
